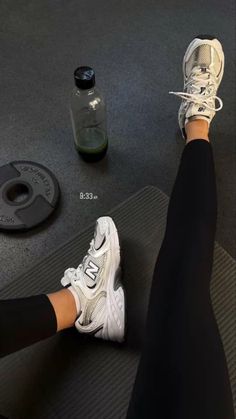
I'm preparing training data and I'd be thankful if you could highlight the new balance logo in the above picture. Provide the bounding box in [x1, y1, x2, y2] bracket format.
[85, 261, 99, 281]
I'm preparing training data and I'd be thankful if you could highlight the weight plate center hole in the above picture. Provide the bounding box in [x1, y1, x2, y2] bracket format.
[6, 183, 30, 204]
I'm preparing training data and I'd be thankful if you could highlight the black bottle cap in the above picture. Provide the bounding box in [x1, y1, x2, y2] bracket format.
[74, 66, 95, 89]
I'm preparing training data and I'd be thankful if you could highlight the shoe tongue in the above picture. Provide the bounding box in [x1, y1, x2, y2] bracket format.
[191, 66, 210, 94]
[186, 101, 210, 119]
[200, 66, 207, 73]
[93, 222, 105, 250]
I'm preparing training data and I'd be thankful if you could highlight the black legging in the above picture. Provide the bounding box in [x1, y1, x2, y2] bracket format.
[126, 139, 234, 419]
[0, 140, 234, 418]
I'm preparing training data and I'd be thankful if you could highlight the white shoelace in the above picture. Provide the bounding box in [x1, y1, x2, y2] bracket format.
[169, 67, 223, 112]
[64, 239, 95, 283]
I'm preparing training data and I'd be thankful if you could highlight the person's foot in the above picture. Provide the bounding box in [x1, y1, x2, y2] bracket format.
[61, 216, 125, 342]
[169, 35, 225, 138]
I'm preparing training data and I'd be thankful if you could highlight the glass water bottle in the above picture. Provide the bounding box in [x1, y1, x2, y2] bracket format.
[70, 66, 108, 161]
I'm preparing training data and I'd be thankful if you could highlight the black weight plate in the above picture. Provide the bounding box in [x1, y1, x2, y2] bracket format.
[0, 161, 60, 231]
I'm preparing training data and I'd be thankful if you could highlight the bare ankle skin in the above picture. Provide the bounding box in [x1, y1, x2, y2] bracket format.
[185, 119, 210, 144]
[47, 289, 77, 332]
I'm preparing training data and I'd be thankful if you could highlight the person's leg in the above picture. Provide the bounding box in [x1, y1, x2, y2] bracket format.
[126, 35, 234, 419]
[0, 289, 77, 357]
[0, 216, 125, 357]
[126, 129, 234, 419]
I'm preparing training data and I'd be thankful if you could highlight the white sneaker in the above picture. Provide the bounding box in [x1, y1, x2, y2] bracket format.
[169, 35, 225, 138]
[61, 216, 125, 342]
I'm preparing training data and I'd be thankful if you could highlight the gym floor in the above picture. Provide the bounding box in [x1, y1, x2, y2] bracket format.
[0, 0, 235, 290]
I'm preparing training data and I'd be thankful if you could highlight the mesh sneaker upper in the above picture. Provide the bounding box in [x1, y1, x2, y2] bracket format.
[185, 44, 222, 78]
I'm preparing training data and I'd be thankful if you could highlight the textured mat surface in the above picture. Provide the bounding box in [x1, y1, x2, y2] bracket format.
[0, 186, 235, 419]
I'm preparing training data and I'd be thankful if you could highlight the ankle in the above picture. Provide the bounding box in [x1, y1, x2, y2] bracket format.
[47, 289, 78, 332]
[185, 119, 210, 144]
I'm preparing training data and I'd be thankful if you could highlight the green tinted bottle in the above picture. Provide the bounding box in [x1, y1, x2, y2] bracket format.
[70, 66, 108, 162]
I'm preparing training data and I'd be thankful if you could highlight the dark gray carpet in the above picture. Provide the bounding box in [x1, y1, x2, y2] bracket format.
[0, 0, 235, 294]
[0, 186, 235, 418]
